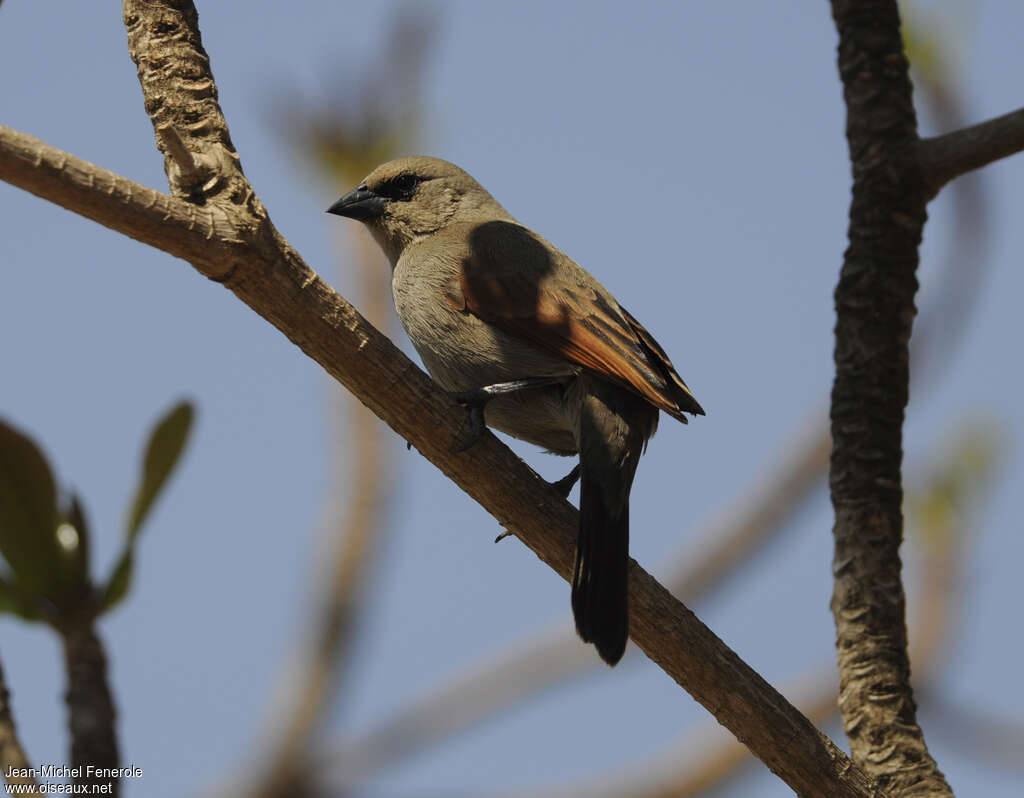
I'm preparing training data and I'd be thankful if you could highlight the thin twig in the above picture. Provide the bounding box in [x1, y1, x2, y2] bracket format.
[919, 107, 1024, 199]
[155, 125, 200, 181]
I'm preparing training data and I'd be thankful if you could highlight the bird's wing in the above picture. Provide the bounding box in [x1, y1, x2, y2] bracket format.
[452, 221, 704, 421]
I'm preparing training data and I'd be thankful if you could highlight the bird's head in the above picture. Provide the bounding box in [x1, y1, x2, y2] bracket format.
[327, 156, 510, 264]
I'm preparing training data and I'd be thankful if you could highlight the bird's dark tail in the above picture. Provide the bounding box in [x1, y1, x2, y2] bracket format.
[572, 474, 630, 665]
[570, 378, 657, 666]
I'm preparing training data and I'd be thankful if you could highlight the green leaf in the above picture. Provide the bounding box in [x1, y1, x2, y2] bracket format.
[0, 574, 42, 621]
[101, 401, 194, 612]
[126, 401, 194, 539]
[0, 419, 62, 596]
[100, 550, 133, 613]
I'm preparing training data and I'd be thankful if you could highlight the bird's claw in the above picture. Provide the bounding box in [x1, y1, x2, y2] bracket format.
[450, 379, 566, 454]
[551, 463, 581, 498]
[450, 390, 488, 453]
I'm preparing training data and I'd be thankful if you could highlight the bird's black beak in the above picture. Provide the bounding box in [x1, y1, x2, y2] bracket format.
[326, 185, 386, 220]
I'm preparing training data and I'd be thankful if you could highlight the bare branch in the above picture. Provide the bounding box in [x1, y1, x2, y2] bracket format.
[0, 657, 38, 793]
[828, 0, 951, 794]
[544, 668, 843, 798]
[545, 472, 964, 798]
[664, 417, 830, 599]
[0, 126, 243, 274]
[919, 107, 1024, 199]
[327, 627, 593, 786]
[328, 418, 830, 783]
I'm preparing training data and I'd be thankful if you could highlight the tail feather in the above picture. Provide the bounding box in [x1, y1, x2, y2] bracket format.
[572, 468, 630, 666]
[569, 375, 655, 666]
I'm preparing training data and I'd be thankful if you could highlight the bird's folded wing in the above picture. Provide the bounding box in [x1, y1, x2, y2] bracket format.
[454, 221, 704, 420]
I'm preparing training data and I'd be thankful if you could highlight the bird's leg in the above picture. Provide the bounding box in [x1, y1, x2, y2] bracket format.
[551, 463, 581, 497]
[451, 376, 568, 453]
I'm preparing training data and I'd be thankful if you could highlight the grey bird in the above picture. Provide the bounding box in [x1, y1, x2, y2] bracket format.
[327, 157, 703, 665]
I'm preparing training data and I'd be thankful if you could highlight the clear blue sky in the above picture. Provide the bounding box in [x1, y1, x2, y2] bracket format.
[1, 2, 1022, 796]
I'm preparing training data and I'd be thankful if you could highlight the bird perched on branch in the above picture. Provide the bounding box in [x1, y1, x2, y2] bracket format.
[328, 157, 703, 665]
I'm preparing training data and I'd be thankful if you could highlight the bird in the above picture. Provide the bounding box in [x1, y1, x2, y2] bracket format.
[327, 157, 703, 665]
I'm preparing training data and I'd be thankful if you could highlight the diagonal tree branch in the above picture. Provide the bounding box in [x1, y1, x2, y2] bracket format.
[540, 450, 968, 798]
[0, 120, 880, 798]
[918, 106, 1024, 199]
[326, 417, 830, 784]
[827, 1, 951, 795]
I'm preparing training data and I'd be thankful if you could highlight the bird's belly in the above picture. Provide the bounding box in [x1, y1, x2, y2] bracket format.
[483, 387, 578, 456]
[394, 273, 572, 390]
[392, 254, 577, 453]
[415, 334, 579, 454]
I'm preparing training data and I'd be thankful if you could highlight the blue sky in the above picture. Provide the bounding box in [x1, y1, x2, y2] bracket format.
[1, 2, 1022, 796]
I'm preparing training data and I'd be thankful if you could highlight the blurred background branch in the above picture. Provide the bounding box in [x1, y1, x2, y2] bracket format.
[0, 656, 37, 793]
[248, 9, 438, 797]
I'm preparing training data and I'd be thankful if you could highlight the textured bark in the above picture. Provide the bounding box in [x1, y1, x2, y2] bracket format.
[61, 624, 120, 797]
[828, 2, 952, 795]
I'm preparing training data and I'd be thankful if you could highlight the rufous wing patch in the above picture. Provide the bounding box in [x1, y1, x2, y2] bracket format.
[460, 274, 689, 420]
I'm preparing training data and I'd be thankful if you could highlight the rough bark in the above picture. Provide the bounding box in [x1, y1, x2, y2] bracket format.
[828, 2, 952, 795]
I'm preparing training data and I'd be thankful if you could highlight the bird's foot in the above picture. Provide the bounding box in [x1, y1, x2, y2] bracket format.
[551, 463, 581, 498]
[450, 377, 568, 454]
[451, 389, 488, 453]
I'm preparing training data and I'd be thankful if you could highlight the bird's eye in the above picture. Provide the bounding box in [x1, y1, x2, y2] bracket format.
[379, 173, 422, 200]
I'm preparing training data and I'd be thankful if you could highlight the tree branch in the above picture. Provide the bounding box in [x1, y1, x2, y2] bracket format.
[60, 623, 120, 796]
[543, 465, 965, 798]
[828, 1, 951, 795]
[2, 1, 884, 793]
[0, 115, 878, 798]
[918, 106, 1024, 199]
[0, 126, 244, 273]
[327, 418, 830, 784]
[0, 657, 38, 793]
